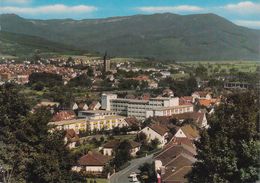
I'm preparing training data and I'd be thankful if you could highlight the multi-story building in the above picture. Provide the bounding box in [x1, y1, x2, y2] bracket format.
[84, 110, 128, 131]
[101, 94, 193, 119]
[49, 119, 86, 134]
[49, 110, 128, 133]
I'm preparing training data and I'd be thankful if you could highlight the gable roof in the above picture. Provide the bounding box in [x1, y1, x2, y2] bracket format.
[193, 91, 211, 98]
[177, 125, 200, 139]
[154, 144, 196, 165]
[51, 110, 76, 122]
[88, 101, 100, 110]
[172, 112, 205, 127]
[103, 140, 141, 149]
[149, 124, 169, 136]
[65, 129, 79, 143]
[78, 151, 111, 166]
[125, 117, 139, 126]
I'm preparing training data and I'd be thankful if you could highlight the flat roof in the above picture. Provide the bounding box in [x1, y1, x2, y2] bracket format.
[48, 119, 86, 126]
[153, 105, 193, 111]
[79, 110, 116, 114]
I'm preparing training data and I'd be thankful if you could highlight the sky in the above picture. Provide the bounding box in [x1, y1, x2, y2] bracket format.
[0, 0, 260, 29]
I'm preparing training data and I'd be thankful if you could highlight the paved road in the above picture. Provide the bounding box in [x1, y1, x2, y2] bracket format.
[109, 154, 154, 183]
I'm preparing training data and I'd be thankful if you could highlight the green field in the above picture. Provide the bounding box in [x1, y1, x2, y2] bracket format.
[86, 178, 108, 183]
[180, 61, 260, 74]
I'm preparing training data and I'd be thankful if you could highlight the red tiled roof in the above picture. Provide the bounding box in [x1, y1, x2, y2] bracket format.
[51, 110, 76, 122]
[65, 129, 79, 142]
[78, 151, 111, 166]
[149, 124, 169, 136]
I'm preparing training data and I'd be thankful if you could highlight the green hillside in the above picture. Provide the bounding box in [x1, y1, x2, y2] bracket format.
[0, 13, 259, 60]
[0, 31, 85, 57]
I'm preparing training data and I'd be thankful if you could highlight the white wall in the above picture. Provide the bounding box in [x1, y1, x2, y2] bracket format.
[174, 129, 187, 138]
[103, 148, 113, 156]
[85, 166, 104, 172]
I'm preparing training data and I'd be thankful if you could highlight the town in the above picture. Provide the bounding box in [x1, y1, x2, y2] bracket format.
[0, 52, 259, 183]
[0, 1, 259, 182]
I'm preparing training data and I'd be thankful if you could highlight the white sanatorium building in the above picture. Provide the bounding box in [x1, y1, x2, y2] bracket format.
[101, 93, 193, 120]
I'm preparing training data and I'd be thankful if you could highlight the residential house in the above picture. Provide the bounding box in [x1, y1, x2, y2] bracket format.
[51, 110, 76, 122]
[154, 139, 196, 183]
[140, 124, 169, 147]
[179, 96, 193, 105]
[88, 101, 101, 110]
[172, 112, 208, 128]
[64, 129, 79, 149]
[162, 88, 174, 97]
[102, 140, 141, 157]
[174, 125, 200, 140]
[192, 91, 212, 100]
[72, 102, 88, 111]
[73, 151, 111, 173]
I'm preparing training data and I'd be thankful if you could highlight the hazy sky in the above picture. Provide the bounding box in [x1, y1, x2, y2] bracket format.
[0, 0, 260, 29]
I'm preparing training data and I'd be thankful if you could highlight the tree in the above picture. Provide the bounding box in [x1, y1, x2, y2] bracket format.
[150, 138, 159, 150]
[195, 65, 208, 79]
[138, 162, 156, 183]
[188, 92, 260, 183]
[0, 83, 76, 182]
[114, 140, 131, 169]
[29, 72, 63, 88]
[68, 74, 92, 87]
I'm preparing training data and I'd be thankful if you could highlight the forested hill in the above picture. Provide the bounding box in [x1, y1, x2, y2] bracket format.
[0, 13, 260, 60]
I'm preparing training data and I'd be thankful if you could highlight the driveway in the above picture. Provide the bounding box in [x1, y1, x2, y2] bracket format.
[109, 154, 154, 183]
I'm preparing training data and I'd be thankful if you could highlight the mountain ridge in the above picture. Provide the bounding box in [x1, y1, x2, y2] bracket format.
[0, 13, 259, 60]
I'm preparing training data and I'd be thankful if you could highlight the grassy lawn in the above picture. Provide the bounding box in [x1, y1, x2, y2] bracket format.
[114, 134, 136, 141]
[86, 178, 108, 183]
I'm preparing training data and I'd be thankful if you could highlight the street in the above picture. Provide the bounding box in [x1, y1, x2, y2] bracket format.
[109, 154, 154, 183]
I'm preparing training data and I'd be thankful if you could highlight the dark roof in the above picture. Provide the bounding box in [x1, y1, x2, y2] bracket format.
[149, 124, 169, 136]
[154, 144, 196, 165]
[78, 151, 111, 166]
[103, 140, 120, 149]
[172, 112, 205, 127]
[103, 140, 141, 149]
[125, 117, 139, 126]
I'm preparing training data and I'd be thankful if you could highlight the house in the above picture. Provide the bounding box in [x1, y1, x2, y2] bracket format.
[72, 102, 88, 111]
[174, 125, 200, 140]
[192, 91, 212, 100]
[102, 140, 141, 157]
[162, 88, 174, 97]
[64, 129, 79, 149]
[88, 101, 101, 110]
[154, 139, 196, 183]
[124, 117, 140, 130]
[140, 124, 169, 147]
[51, 110, 76, 122]
[179, 96, 193, 105]
[73, 151, 111, 173]
[172, 112, 208, 128]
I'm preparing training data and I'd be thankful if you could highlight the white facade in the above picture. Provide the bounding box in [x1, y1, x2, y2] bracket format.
[103, 148, 113, 156]
[141, 127, 168, 147]
[101, 93, 181, 119]
[174, 129, 187, 138]
[150, 105, 194, 117]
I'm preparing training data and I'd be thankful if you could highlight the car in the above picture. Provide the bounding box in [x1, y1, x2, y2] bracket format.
[132, 176, 140, 182]
[129, 172, 137, 178]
